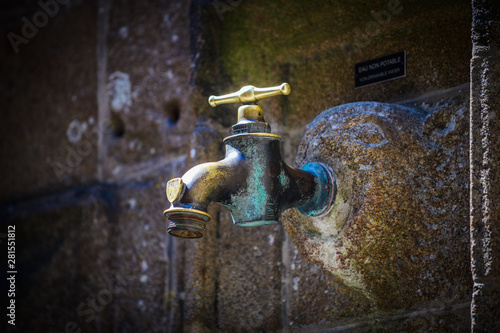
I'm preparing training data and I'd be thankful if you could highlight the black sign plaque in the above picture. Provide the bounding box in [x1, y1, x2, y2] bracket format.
[355, 51, 406, 88]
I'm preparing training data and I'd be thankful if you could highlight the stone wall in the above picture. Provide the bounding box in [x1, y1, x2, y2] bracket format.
[470, 0, 500, 331]
[1, 0, 491, 332]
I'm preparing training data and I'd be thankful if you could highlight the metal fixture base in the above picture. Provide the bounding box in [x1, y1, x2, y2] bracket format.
[164, 208, 211, 238]
[298, 163, 336, 217]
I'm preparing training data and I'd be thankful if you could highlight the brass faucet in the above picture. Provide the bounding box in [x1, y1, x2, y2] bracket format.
[164, 83, 336, 238]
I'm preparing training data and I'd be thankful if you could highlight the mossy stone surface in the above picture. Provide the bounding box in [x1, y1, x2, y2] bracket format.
[194, 0, 471, 132]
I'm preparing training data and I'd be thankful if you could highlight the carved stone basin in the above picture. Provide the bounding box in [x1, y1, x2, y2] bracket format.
[283, 97, 471, 310]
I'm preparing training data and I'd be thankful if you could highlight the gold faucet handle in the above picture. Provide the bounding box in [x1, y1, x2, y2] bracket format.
[208, 83, 291, 107]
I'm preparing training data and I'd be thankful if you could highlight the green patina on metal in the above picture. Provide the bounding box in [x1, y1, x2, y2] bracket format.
[225, 136, 276, 225]
[164, 84, 336, 238]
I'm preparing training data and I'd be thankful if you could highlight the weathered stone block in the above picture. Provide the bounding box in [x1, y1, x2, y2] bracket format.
[2, 155, 186, 333]
[0, 1, 99, 202]
[192, 0, 471, 131]
[3, 186, 116, 333]
[103, 0, 195, 179]
[284, 92, 471, 312]
[216, 210, 283, 331]
[283, 237, 372, 329]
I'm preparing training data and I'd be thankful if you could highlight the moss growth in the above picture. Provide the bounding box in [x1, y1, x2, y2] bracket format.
[209, 0, 471, 130]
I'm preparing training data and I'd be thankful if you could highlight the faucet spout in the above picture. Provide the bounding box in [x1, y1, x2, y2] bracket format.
[164, 149, 245, 238]
[164, 132, 336, 238]
[176, 150, 245, 211]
